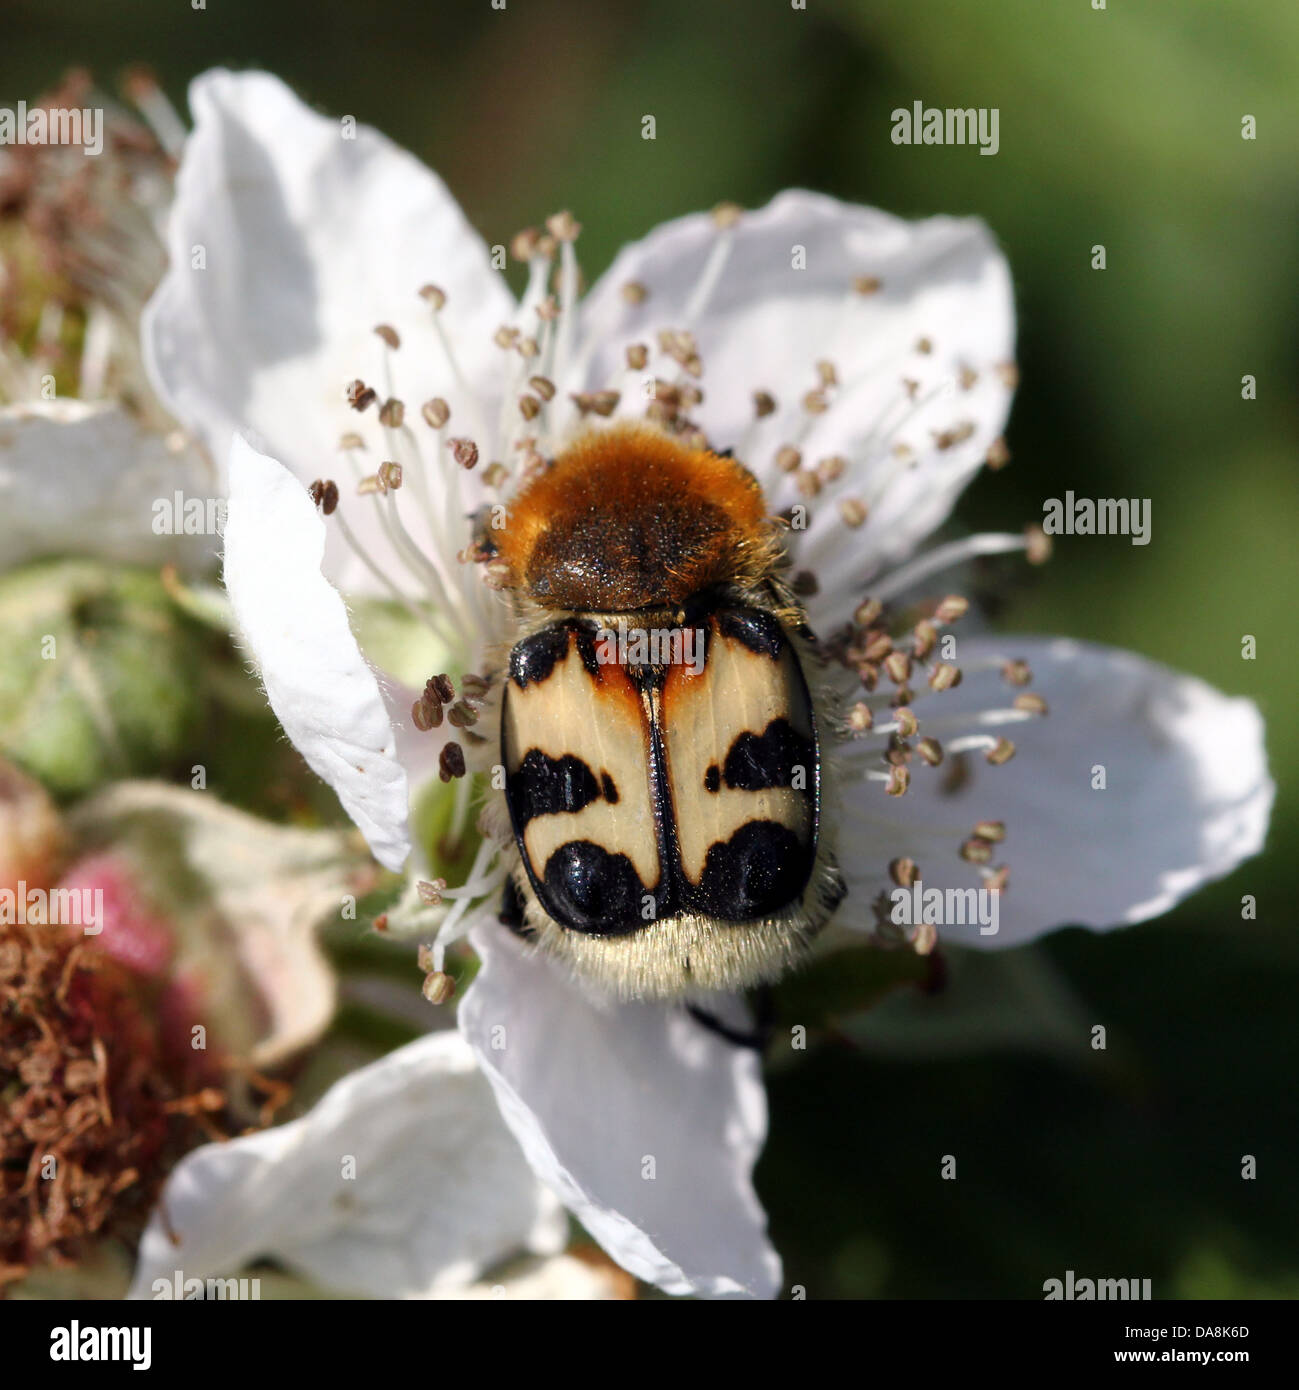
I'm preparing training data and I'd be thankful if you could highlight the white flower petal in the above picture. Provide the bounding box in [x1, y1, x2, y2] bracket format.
[143, 68, 514, 586]
[573, 191, 1015, 628]
[127, 1032, 565, 1299]
[836, 637, 1274, 947]
[223, 435, 409, 870]
[0, 401, 214, 574]
[459, 921, 781, 1299]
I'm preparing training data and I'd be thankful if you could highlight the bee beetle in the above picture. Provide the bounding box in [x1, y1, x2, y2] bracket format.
[492, 421, 845, 1000]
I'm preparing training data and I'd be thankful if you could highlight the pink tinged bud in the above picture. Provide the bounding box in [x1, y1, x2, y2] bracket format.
[57, 853, 174, 979]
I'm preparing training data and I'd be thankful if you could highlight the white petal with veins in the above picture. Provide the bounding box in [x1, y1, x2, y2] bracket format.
[223, 435, 409, 871]
[836, 637, 1274, 947]
[143, 68, 515, 589]
[459, 922, 782, 1299]
[126, 1032, 566, 1299]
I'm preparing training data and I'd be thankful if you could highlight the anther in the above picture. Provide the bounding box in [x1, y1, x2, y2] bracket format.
[932, 421, 976, 450]
[518, 394, 542, 421]
[1014, 693, 1049, 716]
[450, 438, 479, 470]
[510, 228, 541, 262]
[894, 707, 918, 737]
[796, 471, 821, 498]
[863, 632, 893, 662]
[929, 663, 962, 692]
[915, 337, 933, 355]
[886, 765, 910, 797]
[853, 274, 882, 295]
[816, 360, 838, 388]
[973, 821, 1006, 842]
[958, 366, 978, 390]
[889, 857, 918, 888]
[626, 344, 649, 370]
[853, 597, 883, 627]
[934, 595, 969, 623]
[884, 651, 912, 684]
[985, 738, 1016, 765]
[346, 379, 377, 412]
[912, 619, 937, 659]
[802, 388, 830, 414]
[378, 397, 405, 428]
[1024, 525, 1052, 564]
[838, 497, 868, 528]
[422, 398, 450, 429]
[621, 281, 649, 305]
[422, 971, 456, 1005]
[995, 362, 1019, 389]
[916, 736, 944, 766]
[308, 480, 339, 516]
[339, 432, 365, 450]
[494, 325, 520, 350]
[535, 296, 560, 323]
[817, 455, 847, 482]
[546, 210, 581, 242]
[373, 323, 400, 349]
[848, 702, 873, 733]
[377, 461, 403, 490]
[753, 390, 777, 418]
[528, 376, 556, 402]
[482, 462, 509, 488]
[419, 284, 446, 311]
[711, 201, 743, 229]
[775, 445, 802, 473]
[960, 838, 993, 864]
[1002, 660, 1032, 686]
[446, 701, 478, 729]
[439, 742, 467, 782]
[570, 389, 619, 417]
[986, 436, 1011, 470]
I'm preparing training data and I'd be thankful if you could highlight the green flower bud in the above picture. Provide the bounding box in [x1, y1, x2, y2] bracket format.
[0, 560, 209, 796]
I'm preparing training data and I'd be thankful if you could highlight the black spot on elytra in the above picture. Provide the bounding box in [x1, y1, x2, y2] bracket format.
[508, 620, 600, 688]
[541, 840, 646, 934]
[507, 750, 600, 826]
[704, 764, 721, 793]
[696, 820, 810, 920]
[722, 718, 814, 792]
[600, 771, 619, 804]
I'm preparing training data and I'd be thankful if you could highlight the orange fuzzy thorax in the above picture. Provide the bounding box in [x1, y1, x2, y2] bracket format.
[496, 423, 774, 611]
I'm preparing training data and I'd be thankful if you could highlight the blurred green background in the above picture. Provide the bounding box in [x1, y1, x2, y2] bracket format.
[3, 0, 1295, 1298]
